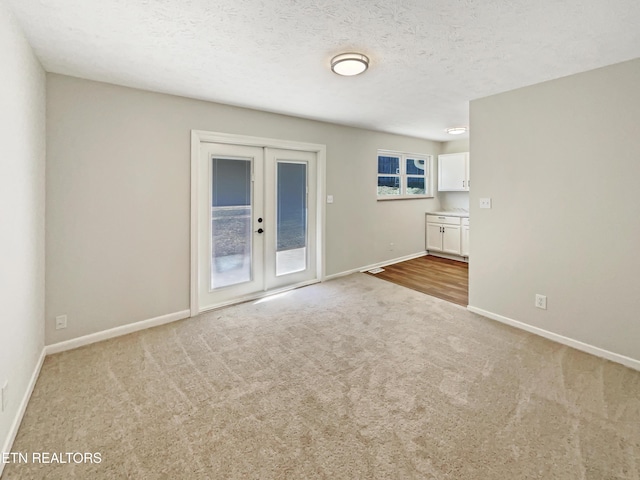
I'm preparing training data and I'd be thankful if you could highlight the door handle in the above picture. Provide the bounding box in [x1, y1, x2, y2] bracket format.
[256, 228, 264, 234]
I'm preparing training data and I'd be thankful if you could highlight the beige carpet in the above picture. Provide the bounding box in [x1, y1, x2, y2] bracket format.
[3, 274, 639, 479]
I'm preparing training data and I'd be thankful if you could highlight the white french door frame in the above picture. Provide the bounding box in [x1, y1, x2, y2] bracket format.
[190, 130, 326, 316]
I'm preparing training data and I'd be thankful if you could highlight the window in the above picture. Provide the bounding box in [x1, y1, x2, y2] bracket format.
[377, 150, 432, 200]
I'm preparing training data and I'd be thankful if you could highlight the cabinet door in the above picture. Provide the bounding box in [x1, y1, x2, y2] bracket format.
[438, 153, 467, 191]
[461, 225, 470, 256]
[426, 223, 443, 251]
[442, 225, 461, 254]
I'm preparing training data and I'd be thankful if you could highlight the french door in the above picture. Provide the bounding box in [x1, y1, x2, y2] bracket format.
[195, 140, 318, 312]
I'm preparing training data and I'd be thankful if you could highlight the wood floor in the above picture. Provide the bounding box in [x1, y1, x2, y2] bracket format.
[365, 255, 469, 306]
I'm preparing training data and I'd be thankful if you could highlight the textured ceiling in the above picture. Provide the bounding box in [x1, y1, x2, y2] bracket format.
[5, 0, 640, 141]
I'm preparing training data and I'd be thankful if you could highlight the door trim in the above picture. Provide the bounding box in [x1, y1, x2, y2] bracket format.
[190, 130, 326, 316]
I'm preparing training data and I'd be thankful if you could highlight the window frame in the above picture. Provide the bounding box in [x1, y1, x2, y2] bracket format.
[377, 150, 433, 200]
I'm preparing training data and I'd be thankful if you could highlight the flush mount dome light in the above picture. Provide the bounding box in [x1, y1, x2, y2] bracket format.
[331, 53, 369, 76]
[446, 127, 468, 135]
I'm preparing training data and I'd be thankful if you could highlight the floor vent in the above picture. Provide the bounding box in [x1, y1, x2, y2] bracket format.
[368, 267, 385, 274]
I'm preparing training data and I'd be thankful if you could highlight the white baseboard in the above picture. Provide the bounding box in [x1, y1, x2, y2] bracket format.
[426, 251, 468, 263]
[467, 306, 640, 372]
[0, 347, 46, 478]
[45, 310, 191, 355]
[323, 251, 427, 281]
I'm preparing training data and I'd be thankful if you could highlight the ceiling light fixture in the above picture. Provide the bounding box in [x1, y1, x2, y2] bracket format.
[331, 53, 369, 76]
[446, 127, 468, 135]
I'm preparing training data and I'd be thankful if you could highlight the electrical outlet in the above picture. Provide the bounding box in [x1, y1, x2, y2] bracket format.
[1, 381, 7, 412]
[56, 314, 67, 330]
[535, 294, 547, 310]
[389, 242, 395, 251]
[479, 198, 492, 209]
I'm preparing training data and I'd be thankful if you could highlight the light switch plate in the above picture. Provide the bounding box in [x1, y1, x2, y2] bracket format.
[479, 198, 492, 209]
[327, 195, 334, 204]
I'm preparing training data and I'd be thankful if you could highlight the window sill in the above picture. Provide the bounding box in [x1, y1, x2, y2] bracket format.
[377, 195, 434, 201]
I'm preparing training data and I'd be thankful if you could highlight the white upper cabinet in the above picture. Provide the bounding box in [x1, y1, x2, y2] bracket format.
[438, 152, 470, 191]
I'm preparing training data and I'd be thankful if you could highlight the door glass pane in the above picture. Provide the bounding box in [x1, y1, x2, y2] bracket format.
[211, 157, 252, 289]
[276, 162, 307, 276]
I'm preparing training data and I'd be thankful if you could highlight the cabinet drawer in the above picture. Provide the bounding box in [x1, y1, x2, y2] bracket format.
[426, 215, 461, 225]
[461, 217, 470, 226]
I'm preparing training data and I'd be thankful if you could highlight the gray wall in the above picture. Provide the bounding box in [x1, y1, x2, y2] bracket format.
[469, 58, 640, 361]
[440, 139, 469, 155]
[46, 74, 443, 344]
[0, 2, 46, 458]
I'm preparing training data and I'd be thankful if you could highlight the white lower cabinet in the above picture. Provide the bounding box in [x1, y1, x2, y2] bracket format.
[426, 222, 445, 251]
[441, 225, 461, 254]
[461, 217, 470, 256]
[426, 214, 469, 258]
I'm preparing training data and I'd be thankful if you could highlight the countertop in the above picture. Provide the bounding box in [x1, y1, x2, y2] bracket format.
[427, 210, 469, 218]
